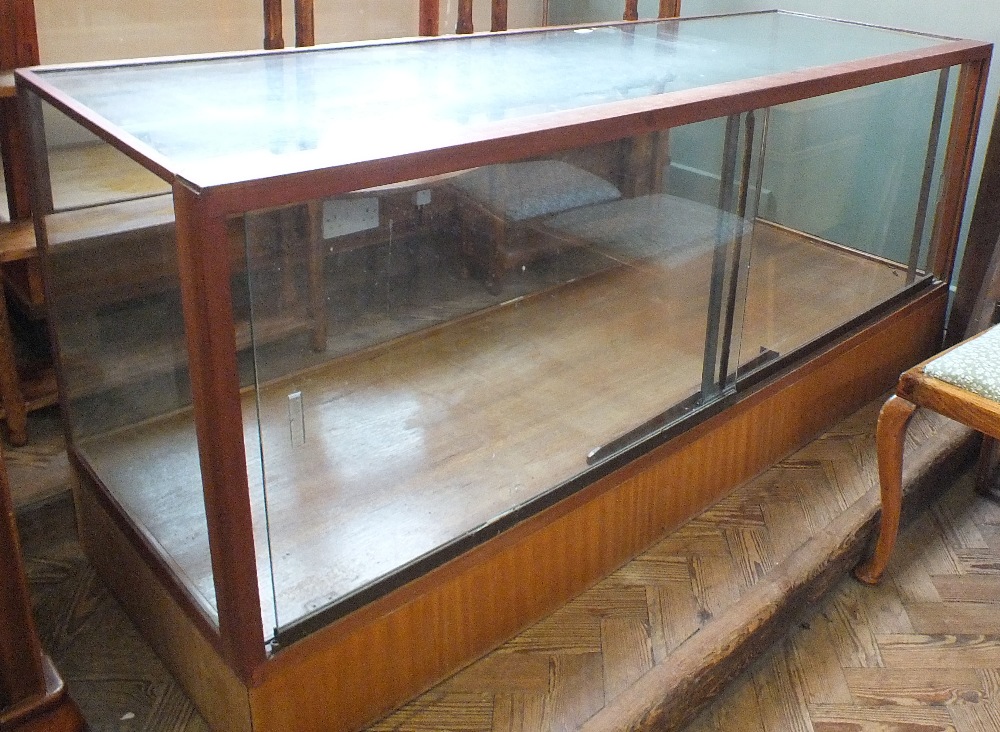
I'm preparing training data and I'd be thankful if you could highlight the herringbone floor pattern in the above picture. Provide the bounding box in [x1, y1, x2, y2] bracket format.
[367, 400, 982, 731]
[684, 466, 1000, 732]
[13, 399, 993, 730]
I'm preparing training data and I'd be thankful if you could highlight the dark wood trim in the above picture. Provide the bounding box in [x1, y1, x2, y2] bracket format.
[931, 58, 990, 287]
[0, 0, 39, 220]
[950, 83, 1000, 342]
[263, 0, 283, 50]
[0, 0, 39, 71]
[0, 446, 44, 707]
[16, 70, 176, 184]
[17, 88, 51, 217]
[419, 0, 439, 36]
[172, 181, 266, 683]
[0, 98, 32, 220]
[0, 278, 28, 445]
[0, 656, 85, 732]
[15, 19, 988, 202]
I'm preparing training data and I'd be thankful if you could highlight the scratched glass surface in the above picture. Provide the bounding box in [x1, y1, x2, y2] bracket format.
[33, 11, 944, 186]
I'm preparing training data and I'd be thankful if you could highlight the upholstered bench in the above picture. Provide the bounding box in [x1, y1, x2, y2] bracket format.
[855, 324, 1000, 584]
[450, 160, 622, 289]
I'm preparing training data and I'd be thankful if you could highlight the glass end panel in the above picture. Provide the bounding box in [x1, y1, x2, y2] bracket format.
[36, 94, 218, 625]
[43, 197, 221, 624]
[242, 119, 761, 634]
[738, 68, 957, 374]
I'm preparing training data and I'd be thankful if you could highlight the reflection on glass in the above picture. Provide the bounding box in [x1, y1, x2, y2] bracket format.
[41, 176, 221, 624]
[236, 117, 771, 634]
[32, 12, 944, 187]
[30, 102, 169, 213]
[736, 68, 956, 372]
[32, 88, 258, 631]
[27, 18, 969, 645]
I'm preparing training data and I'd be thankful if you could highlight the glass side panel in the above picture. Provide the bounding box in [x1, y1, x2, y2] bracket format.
[28, 12, 947, 186]
[30, 91, 217, 627]
[238, 116, 762, 634]
[735, 68, 957, 375]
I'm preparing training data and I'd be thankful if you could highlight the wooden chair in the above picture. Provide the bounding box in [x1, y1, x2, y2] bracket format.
[854, 318, 1000, 585]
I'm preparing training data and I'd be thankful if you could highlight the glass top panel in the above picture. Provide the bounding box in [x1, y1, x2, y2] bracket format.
[31, 12, 948, 186]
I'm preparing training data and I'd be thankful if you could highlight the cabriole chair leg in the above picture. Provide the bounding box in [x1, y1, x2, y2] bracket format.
[854, 394, 917, 585]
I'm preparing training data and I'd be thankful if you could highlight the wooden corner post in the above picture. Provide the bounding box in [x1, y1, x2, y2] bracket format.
[172, 180, 268, 683]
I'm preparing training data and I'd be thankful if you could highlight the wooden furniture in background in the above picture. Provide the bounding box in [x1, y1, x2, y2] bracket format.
[0, 444, 85, 731]
[0, 0, 57, 446]
[854, 322, 1000, 585]
[1, 0, 39, 221]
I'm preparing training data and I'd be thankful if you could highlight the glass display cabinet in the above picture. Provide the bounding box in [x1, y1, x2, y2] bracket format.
[17, 11, 991, 732]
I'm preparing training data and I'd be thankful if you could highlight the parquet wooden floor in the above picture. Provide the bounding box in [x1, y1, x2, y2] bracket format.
[13, 397, 989, 731]
[365, 400, 977, 732]
[683, 466, 1000, 732]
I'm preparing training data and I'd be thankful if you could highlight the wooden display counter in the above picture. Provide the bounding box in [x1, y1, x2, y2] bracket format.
[16, 12, 990, 732]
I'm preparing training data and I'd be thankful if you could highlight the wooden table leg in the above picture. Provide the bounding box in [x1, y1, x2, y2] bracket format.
[307, 200, 327, 353]
[0, 286, 27, 446]
[854, 394, 918, 585]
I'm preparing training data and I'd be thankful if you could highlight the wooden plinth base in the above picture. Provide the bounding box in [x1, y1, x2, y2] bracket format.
[76, 286, 948, 732]
[0, 656, 86, 732]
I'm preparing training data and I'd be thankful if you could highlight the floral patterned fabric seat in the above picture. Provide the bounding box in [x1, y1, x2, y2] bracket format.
[924, 324, 1000, 401]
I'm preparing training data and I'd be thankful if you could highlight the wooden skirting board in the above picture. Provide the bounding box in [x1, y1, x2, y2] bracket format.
[75, 283, 949, 732]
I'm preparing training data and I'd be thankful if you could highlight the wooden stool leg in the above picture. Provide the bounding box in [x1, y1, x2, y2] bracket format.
[854, 394, 917, 585]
